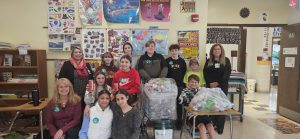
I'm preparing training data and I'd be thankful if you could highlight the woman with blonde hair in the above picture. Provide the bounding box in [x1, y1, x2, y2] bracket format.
[45, 78, 82, 139]
[203, 43, 231, 135]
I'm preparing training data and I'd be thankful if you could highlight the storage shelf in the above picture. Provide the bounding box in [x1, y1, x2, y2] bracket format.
[0, 66, 37, 69]
[0, 82, 38, 85]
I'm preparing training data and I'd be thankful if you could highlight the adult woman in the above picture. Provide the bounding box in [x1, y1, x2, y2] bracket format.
[203, 43, 231, 134]
[59, 46, 93, 99]
[111, 89, 141, 139]
[112, 55, 140, 105]
[45, 78, 82, 139]
[122, 42, 139, 69]
[137, 40, 168, 83]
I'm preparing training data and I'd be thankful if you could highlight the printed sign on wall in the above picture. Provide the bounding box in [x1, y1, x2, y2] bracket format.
[178, 30, 199, 59]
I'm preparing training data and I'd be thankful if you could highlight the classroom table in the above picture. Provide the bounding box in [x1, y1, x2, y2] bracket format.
[0, 98, 49, 139]
[185, 107, 241, 139]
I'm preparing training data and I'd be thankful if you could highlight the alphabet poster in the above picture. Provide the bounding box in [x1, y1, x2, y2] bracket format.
[79, 0, 103, 26]
[177, 30, 199, 59]
[131, 29, 168, 55]
[48, 0, 76, 34]
[82, 29, 106, 59]
[103, 0, 139, 24]
[107, 29, 130, 58]
[140, 0, 170, 22]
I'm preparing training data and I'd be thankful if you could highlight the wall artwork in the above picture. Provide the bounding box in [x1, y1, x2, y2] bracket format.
[180, 1, 195, 13]
[178, 30, 199, 59]
[207, 27, 240, 44]
[54, 59, 67, 80]
[131, 29, 168, 55]
[82, 29, 106, 59]
[79, 0, 103, 26]
[49, 28, 81, 51]
[103, 0, 139, 24]
[140, 0, 171, 22]
[48, 0, 76, 34]
[107, 29, 130, 58]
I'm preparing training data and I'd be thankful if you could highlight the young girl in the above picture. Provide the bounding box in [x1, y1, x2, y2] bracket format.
[96, 52, 118, 86]
[45, 78, 82, 139]
[84, 71, 112, 116]
[112, 55, 140, 105]
[183, 58, 206, 87]
[79, 90, 113, 139]
[111, 89, 141, 139]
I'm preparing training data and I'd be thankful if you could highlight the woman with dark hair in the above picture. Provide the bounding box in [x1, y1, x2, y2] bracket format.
[95, 52, 118, 86]
[113, 55, 140, 105]
[59, 46, 93, 108]
[137, 40, 168, 83]
[122, 42, 139, 69]
[111, 89, 141, 139]
[203, 43, 231, 134]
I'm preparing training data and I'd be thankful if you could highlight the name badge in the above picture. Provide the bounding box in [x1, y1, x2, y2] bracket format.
[54, 106, 60, 112]
[215, 63, 220, 68]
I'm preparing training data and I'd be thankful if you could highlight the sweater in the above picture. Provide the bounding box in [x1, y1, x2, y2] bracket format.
[137, 52, 168, 82]
[112, 68, 140, 95]
[45, 101, 82, 136]
[166, 57, 187, 87]
[111, 103, 141, 139]
[79, 104, 113, 139]
[203, 57, 231, 94]
[96, 64, 119, 86]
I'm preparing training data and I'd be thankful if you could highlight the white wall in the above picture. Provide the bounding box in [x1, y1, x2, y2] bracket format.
[246, 27, 274, 93]
[208, 0, 289, 24]
[288, 6, 300, 24]
[0, 0, 208, 96]
[206, 44, 238, 71]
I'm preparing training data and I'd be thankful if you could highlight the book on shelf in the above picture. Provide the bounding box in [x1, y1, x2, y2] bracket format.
[4, 54, 13, 66]
[14, 55, 31, 66]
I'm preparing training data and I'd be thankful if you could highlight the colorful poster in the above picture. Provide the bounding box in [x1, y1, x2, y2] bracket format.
[180, 1, 195, 13]
[48, 0, 76, 34]
[140, 0, 170, 22]
[86, 59, 102, 71]
[49, 28, 81, 51]
[289, 0, 298, 9]
[79, 0, 102, 25]
[82, 29, 106, 59]
[178, 30, 199, 59]
[107, 29, 130, 58]
[103, 0, 139, 23]
[131, 29, 168, 55]
[54, 59, 67, 80]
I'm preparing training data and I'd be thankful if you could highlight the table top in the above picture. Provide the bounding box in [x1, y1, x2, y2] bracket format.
[185, 107, 241, 116]
[0, 98, 49, 112]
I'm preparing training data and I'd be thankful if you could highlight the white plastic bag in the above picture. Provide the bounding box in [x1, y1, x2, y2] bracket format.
[189, 87, 233, 112]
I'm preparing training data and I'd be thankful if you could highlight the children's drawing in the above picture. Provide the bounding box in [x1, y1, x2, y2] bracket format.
[82, 29, 106, 59]
[107, 29, 130, 58]
[49, 28, 81, 51]
[79, 0, 103, 25]
[103, 0, 139, 23]
[131, 29, 168, 55]
[140, 0, 170, 22]
[177, 30, 199, 59]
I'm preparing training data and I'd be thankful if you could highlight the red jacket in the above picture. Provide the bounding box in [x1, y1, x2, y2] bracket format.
[45, 101, 82, 136]
[113, 68, 140, 95]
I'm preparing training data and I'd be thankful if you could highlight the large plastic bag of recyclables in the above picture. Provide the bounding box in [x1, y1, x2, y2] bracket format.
[189, 87, 233, 112]
[143, 78, 178, 120]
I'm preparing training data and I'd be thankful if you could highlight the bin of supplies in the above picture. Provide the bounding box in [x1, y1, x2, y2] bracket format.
[247, 79, 256, 93]
[154, 120, 174, 139]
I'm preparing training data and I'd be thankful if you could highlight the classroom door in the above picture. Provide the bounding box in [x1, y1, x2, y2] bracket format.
[278, 24, 300, 123]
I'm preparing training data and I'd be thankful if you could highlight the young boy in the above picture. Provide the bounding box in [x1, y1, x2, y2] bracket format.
[178, 75, 216, 139]
[166, 44, 187, 129]
[183, 58, 206, 87]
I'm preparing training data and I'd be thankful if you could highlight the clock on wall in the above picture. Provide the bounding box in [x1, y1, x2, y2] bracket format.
[240, 7, 250, 18]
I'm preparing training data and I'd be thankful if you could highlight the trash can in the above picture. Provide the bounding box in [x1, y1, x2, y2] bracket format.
[247, 79, 256, 93]
[154, 120, 174, 139]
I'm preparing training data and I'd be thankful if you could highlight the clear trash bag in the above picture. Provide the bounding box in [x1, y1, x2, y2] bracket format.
[189, 87, 233, 112]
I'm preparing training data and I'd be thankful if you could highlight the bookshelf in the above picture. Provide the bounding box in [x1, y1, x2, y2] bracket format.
[0, 49, 48, 99]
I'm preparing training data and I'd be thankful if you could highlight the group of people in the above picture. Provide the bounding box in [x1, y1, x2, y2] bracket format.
[45, 40, 231, 139]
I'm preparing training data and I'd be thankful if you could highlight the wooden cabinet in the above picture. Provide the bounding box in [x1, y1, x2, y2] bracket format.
[0, 49, 48, 101]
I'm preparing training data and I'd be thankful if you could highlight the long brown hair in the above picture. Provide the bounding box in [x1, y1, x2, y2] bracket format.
[208, 43, 226, 66]
[52, 78, 81, 105]
[101, 52, 114, 66]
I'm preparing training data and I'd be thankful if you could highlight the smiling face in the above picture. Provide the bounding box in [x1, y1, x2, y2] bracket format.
[72, 48, 83, 61]
[116, 93, 129, 108]
[190, 63, 199, 71]
[212, 45, 222, 58]
[123, 44, 132, 55]
[170, 49, 179, 58]
[146, 42, 155, 55]
[188, 78, 199, 89]
[103, 54, 113, 65]
[120, 58, 131, 71]
[58, 83, 70, 97]
[98, 93, 110, 109]
[95, 73, 106, 86]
